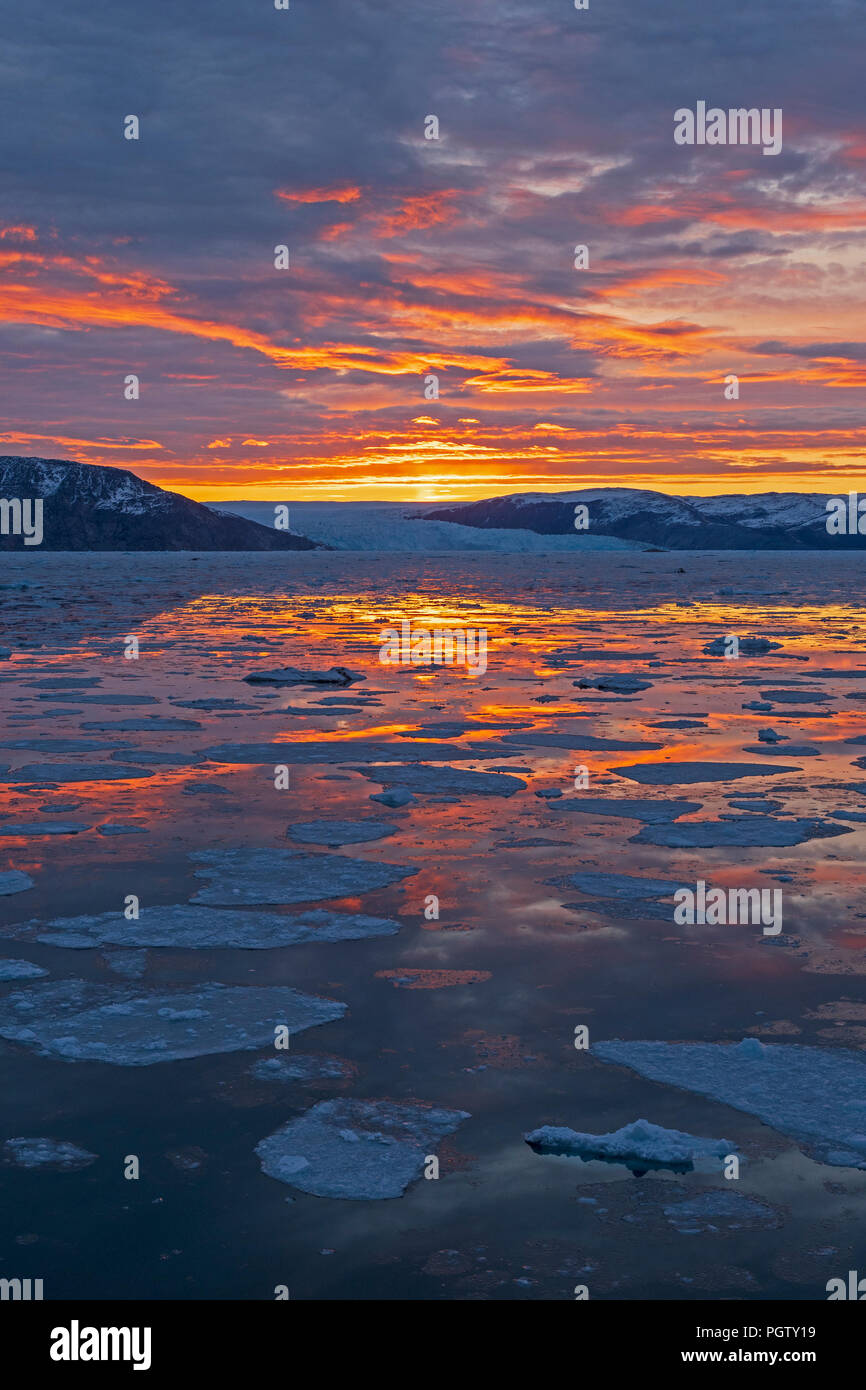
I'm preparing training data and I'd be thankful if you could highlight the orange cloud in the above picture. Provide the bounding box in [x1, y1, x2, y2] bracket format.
[276, 185, 361, 204]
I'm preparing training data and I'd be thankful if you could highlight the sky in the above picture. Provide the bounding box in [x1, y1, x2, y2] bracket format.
[0, 0, 864, 503]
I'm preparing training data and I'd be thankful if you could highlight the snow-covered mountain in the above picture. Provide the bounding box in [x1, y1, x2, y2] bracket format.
[0, 457, 317, 551]
[422, 487, 864, 549]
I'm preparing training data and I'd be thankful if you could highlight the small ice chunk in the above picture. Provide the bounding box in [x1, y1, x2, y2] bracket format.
[244, 666, 365, 687]
[525, 1118, 733, 1174]
[2, 1137, 97, 1170]
[0, 871, 35, 895]
[0, 959, 48, 980]
[370, 787, 414, 808]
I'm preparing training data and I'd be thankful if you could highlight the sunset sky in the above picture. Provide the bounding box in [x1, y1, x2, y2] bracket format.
[1, 0, 864, 502]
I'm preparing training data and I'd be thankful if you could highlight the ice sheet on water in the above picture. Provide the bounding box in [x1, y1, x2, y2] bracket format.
[554, 797, 701, 822]
[251, 1055, 353, 1082]
[356, 764, 526, 797]
[1, 763, 154, 783]
[244, 666, 365, 687]
[0, 822, 90, 836]
[20, 904, 401, 949]
[2, 1138, 97, 1170]
[568, 871, 683, 898]
[80, 718, 202, 731]
[0, 871, 34, 895]
[189, 848, 418, 904]
[499, 732, 663, 752]
[632, 816, 853, 847]
[0, 959, 48, 979]
[0, 980, 346, 1065]
[663, 1191, 780, 1232]
[202, 740, 507, 764]
[0, 740, 127, 752]
[592, 1038, 866, 1168]
[255, 1098, 470, 1198]
[286, 820, 398, 846]
[525, 1118, 733, 1174]
[613, 761, 801, 784]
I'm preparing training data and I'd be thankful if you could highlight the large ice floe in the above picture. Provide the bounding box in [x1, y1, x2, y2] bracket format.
[286, 820, 397, 846]
[0, 871, 34, 895]
[631, 816, 852, 848]
[0, 822, 90, 836]
[0, 763, 154, 783]
[525, 1118, 733, 1176]
[612, 761, 801, 784]
[356, 764, 526, 797]
[592, 1038, 866, 1168]
[255, 1098, 470, 1198]
[499, 732, 663, 752]
[189, 848, 417, 904]
[567, 871, 683, 898]
[0, 981, 345, 1064]
[201, 739, 507, 765]
[555, 797, 701, 822]
[15, 905, 400, 950]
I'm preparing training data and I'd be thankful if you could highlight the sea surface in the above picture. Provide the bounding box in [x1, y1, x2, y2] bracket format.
[1, 549, 865, 1300]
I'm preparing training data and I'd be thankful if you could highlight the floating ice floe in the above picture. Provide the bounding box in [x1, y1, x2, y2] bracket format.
[555, 797, 701, 822]
[0, 981, 345, 1065]
[743, 744, 819, 757]
[631, 816, 852, 848]
[0, 739, 127, 752]
[190, 848, 418, 905]
[286, 820, 397, 846]
[79, 717, 202, 731]
[663, 1191, 780, 1233]
[0, 959, 48, 979]
[525, 1118, 733, 1175]
[21, 904, 401, 950]
[612, 761, 800, 784]
[1, 763, 154, 783]
[105, 949, 147, 978]
[500, 732, 663, 752]
[37, 693, 158, 705]
[370, 787, 415, 807]
[760, 689, 831, 704]
[98, 823, 148, 836]
[202, 739, 505, 765]
[251, 1055, 353, 1083]
[0, 871, 34, 895]
[358, 764, 525, 797]
[0, 822, 90, 836]
[573, 674, 653, 693]
[1, 1138, 97, 1170]
[703, 636, 781, 656]
[567, 871, 683, 898]
[255, 1098, 470, 1198]
[243, 666, 365, 687]
[110, 750, 202, 766]
[592, 1038, 866, 1168]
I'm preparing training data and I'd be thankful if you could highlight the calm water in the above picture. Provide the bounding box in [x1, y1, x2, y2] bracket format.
[1, 550, 865, 1300]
